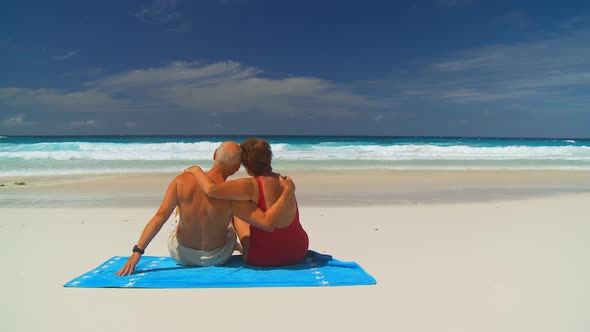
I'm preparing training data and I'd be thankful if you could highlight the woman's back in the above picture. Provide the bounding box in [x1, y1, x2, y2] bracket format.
[257, 175, 283, 210]
[246, 174, 309, 267]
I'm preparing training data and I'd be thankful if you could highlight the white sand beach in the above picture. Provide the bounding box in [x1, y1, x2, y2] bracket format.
[1, 170, 590, 332]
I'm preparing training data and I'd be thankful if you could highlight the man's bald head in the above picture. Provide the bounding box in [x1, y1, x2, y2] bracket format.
[214, 141, 242, 170]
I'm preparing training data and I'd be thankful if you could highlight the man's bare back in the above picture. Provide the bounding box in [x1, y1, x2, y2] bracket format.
[174, 171, 233, 251]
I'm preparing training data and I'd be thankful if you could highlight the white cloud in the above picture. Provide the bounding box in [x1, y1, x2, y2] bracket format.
[3, 113, 25, 126]
[557, 15, 588, 30]
[70, 120, 97, 128]
[136, 0, 190, 31]
[442, 89, 535, 103]
[136, 0, 180, 23]
[88, 61, 259, 90]
[87, 61, 379, 115]
[0, 61, 380, 117]
[0, 88, 136, 113]
[63, 68, 104, 78]
[432, 55, 505, 72]
[53, 50, 78, 61]
[125, 121, 137, 128]
[385, 24, 590, 108]
[431, 30, 590, 75]
[2, 113, 35, 127]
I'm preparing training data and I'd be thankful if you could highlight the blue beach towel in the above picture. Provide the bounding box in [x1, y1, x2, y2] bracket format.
[64, 251, 376, 288]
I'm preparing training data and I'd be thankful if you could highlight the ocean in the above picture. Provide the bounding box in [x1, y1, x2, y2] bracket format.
[1, 135, 590, 177]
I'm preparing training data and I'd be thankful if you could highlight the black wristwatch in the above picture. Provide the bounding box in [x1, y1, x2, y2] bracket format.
[132, 245, 145, 255]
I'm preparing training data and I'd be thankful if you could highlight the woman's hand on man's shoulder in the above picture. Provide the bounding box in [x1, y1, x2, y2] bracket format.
[278, 175, 295, 193]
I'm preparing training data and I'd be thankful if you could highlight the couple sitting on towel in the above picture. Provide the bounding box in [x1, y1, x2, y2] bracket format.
[116, 138, 309, 276]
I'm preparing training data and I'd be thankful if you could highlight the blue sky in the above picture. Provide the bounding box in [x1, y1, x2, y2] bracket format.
[1, 0, 590, 137]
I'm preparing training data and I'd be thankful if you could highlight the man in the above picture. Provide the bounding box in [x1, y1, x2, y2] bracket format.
[116, 141, 296, 276]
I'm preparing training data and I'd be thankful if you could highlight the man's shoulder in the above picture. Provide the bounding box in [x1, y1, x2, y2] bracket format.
[173, 172, 197, 186]
[172, 173, 201, 201]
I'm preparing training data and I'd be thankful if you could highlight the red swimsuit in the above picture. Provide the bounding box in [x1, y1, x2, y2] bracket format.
[246, 177, 309, 267]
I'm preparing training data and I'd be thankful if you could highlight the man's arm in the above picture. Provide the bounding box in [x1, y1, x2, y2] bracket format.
[230, 176, 297, 232]
[185, 166, 256, 201]
[115, 179, 179, 276]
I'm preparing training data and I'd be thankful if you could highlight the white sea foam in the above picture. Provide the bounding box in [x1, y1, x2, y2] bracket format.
[2, 140, 590, 176]
[273, 144, 590, 161]
[1, 142, 590, 161]
[0, 167, 185, 177]
[0, 141, 222, 161]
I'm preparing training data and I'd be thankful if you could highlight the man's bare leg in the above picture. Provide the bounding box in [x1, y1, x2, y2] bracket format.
[233, 216, 251, 261]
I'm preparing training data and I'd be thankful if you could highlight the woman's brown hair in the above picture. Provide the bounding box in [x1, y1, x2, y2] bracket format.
[240, 138, 272, 176]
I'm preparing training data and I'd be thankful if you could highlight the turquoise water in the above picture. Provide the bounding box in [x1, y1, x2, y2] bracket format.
[1, 136, 589, 176]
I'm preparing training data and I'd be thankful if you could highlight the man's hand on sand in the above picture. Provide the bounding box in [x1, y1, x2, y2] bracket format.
[115, 253, 141, 276]
[278, 175, 295, 193]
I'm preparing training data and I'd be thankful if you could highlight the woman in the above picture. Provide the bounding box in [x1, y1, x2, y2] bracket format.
[185, 138, 309, 267]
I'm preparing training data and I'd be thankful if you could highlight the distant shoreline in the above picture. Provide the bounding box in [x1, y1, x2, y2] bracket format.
[2, 169, 590, 208]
